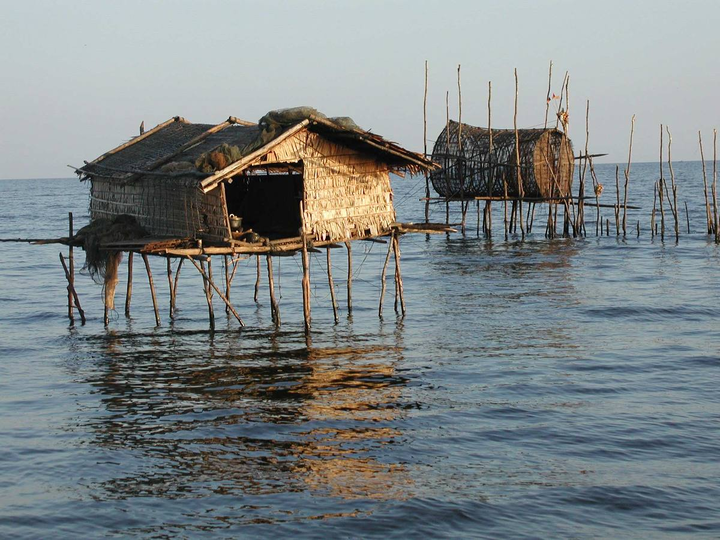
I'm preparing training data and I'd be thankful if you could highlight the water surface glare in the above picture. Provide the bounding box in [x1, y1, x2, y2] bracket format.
[1, 163, 720, 538]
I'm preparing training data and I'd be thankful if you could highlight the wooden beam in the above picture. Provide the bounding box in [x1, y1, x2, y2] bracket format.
[186, 256, 245, 327]
[200, 120, 311, 193]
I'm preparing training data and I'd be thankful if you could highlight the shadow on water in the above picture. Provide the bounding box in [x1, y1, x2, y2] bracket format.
[67, 325, 417, 528]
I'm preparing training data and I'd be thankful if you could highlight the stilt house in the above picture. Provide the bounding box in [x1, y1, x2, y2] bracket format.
[78, 108, 434, 247]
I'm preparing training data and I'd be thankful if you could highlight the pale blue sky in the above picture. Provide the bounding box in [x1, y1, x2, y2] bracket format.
[1, 0, 718, 179]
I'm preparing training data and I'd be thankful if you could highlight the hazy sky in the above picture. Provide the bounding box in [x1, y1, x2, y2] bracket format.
[2, 0, 719, 179]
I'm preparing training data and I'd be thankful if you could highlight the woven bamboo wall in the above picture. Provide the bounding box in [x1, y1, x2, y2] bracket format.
[430, 120, 574, 199]
[90, 178, 227, 241]
[263, 131, 395, 242]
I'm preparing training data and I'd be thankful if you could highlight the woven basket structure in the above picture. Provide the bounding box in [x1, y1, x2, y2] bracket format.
[430, 120, 574, 199]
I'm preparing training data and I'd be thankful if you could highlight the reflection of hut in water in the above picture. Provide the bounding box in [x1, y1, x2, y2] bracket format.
[430, 120, 574, 199]
[86, 335, 411, 507]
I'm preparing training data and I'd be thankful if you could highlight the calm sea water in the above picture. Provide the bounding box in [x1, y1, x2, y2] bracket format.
[1, 163, 720, 539]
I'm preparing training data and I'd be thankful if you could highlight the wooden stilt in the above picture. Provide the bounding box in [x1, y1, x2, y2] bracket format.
[301, 233, 311, 333]
[267, 255, 280, 326]
[651, 182, 657, 238]
[699, 131, 713, 234]
[345, 241, 353, 314]
[142, 254, 160, 326]
[206, 258, 216, 330]
[68, 212, 74, 324]
[125, 252, 133, 317]
[529, 203, 536, 233]
[326, 248, 339, 324]
[461, 201, 469, 234]
[224, 255, 231, 314]
[503, 180, 509, 240]
[59, 253, 86, 325]
[254, 255, 261, 303]
[394, 260, 399, 314]
[166, 257, 176, 319]
[486, 201, 492, 237]
[424, 60, 430, 223]
[393, 233, 406, 316]
[172, 258, 183, 315]
[378, 231, 394, 318]
[186, 257, 245, 327]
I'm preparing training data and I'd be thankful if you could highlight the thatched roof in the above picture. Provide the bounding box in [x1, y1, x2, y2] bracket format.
[78, 109, 436, 189]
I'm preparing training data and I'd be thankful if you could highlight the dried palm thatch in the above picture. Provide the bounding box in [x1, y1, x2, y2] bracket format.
[430, 120, 574, 199]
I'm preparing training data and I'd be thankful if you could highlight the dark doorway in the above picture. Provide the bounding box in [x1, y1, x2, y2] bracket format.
[224, 171, 303, 239]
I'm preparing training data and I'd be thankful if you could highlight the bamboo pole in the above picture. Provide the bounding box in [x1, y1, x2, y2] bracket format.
[614, 166, 621, 235]
[301, 233, 311, 333]
[555, 72, 569, 130]
[59, 253, 86, 325]
[589, 157, 601, 236]
[167, 257, 175, 319]
[186, 256, 244, 327]
[659, 125, 666, 240]
[685, 201, 690, 234]
[544, 60, 553, 129]
[666, 126, 679, 240]
[577, 101, 591, 236]
[458, 64, 467, 234]
[528, 203, 536, 233]
[172, 258, 183, 316]
[503, 182, 508, 239]
[487, 80, 494, 238]
[345, 241, 353, 313]
[267, 255, 280, 326]
[658, 179, 666, 240]
[713, 129, 719, 243]
[651, 182, 657, 239]
[202, 258, 215, 330]
[424, 60, 430, 222]
[514, 68, 525, 237]
[378, 231, 394, 318]
[227, 255, 239, 288]
[622, 115, 635, 236]
[393, 233, 406, 316]
[326, 248, 339, 324]
[142, 254, 160, 326]
[67, 212, 74, 324]
[224, 255, 231, 314]
[445, 90, 451, 223]
[254, 255, 261, 303]
[125, 252, 133, 317]
[487, 201, 492, 237]
[699, 131, 713, 234]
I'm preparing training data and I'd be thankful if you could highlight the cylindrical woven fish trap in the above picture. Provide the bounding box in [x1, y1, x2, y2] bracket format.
[430, 120, 574, 199]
